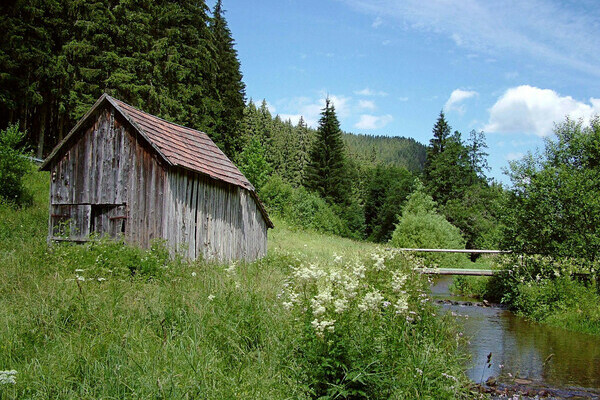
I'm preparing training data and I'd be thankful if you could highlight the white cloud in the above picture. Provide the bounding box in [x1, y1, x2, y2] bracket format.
[278, 114, 303, 126]
[354, 114, 393, 130]
[444, 89, 478, 114]
[354, 87, 388, 96]
[341, 0, 600, 77]
[451, 33, 463, 46]
[263, 101, 276, 114]
[506, 152, 524, 161]
[398, 96, 409, 102]
[372, 16, 383, 28]
[275, 93, 352, 128]
[358, 99, 376, 110]
[382, 39, 391, 46]
[484, 85, 600, 137]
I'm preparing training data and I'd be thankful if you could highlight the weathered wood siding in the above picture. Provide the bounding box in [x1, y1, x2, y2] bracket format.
[48, 104, 268, 262]
[163, 169, 267, 262]
[49, 107, 166, 247]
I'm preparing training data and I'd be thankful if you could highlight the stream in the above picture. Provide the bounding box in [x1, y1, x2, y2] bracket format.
[431, 275, 600, 398]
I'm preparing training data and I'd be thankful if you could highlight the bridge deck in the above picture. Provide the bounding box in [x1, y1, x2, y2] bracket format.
[420, 268, 495, 276]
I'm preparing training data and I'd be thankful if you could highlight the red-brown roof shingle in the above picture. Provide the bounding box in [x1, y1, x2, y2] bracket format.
[110, 97, 254, 192]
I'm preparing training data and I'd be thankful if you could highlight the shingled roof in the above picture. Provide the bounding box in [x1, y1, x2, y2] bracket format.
[41, 94, 273, 227]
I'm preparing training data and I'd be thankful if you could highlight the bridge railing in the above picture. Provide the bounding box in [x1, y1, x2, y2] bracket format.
[386, 248, 510, 276]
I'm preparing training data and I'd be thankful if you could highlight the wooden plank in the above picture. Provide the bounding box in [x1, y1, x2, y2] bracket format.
[420, 268, 495, 276]
[391, 248, 511, 254]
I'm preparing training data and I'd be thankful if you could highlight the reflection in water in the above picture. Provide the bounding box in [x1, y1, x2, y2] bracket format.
[432, 276, 600, 389]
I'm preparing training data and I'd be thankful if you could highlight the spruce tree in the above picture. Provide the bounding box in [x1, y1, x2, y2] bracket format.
[294, 116, 311, 186]
[210, 0, 246, 158]
[425, 111, 451, 167]
[305, 98, 349, 205]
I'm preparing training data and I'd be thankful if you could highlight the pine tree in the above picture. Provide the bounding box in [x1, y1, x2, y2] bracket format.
[305, 98, 350, 205]
[209, 0, 246, 158]
[295, 116, 311, 185]
[257, 99, 274, 160]
[467, 129, 489, 179]
[425, 111, 451, 171]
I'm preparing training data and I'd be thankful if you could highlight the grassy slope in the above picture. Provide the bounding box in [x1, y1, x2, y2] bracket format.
[0, 169, 471, 399]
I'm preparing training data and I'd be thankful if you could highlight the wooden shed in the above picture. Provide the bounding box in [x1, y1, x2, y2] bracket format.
[41, 94, 273, 262]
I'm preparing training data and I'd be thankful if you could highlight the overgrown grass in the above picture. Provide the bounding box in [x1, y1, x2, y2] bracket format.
[0, 168, 472, 398]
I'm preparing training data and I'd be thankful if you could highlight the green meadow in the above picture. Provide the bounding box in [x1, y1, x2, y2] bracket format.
[0, 169, 472, 399]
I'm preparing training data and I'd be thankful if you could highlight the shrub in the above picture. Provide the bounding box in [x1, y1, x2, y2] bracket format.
[389, 184, 467, 267]
[0, 124, 32, 206]
[280, 250, 470, 398]
[478, 254, 600, 334]
[261, 175, 350, 237]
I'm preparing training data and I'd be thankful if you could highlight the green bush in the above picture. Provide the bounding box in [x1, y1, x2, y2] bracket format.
[389, 184, 467, 267]
[469, 254, 600, 334]
[0, 124, 32, 207]
[261, 175, 350, 237]
[280, 250, 470, 398]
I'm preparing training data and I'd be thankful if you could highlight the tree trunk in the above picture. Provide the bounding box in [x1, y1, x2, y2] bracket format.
[37, 104, 47, 159]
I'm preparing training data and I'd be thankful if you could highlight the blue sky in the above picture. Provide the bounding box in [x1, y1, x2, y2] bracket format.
[224, 0, 600, 183]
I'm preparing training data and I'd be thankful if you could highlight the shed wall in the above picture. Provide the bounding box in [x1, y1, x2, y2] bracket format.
[163, 169, 267, 262]
[49, 107, 166, 247]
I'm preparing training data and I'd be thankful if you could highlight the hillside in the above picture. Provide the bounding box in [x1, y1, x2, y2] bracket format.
[343, 133, 427, 172]
[0, 168, 471, 398]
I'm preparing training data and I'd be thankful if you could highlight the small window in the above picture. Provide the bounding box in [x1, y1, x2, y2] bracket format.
[91, 204, 127, 237]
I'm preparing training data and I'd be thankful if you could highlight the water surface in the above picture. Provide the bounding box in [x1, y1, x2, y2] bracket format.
[432, 276, 600, 389]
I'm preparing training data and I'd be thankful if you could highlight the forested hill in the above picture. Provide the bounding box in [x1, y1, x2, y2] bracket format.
[0, 0, 246, 159]
[343, 133, 427, 172]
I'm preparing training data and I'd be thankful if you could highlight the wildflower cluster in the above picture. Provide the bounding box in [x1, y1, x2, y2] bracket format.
[281, 249, 422, 339]
[0, 370, 17, 385]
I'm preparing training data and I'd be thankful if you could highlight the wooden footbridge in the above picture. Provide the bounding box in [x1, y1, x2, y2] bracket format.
[391, 248, 511, 276]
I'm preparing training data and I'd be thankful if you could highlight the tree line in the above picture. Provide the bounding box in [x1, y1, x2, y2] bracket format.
[0, 0, 245, 159]
[3, 0, 598, 265]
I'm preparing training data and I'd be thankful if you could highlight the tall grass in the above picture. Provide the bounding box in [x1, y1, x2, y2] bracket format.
[0, 168, 472, 399]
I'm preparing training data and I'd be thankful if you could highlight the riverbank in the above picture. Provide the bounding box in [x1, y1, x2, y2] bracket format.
[433, 275, 600, 399]
[450, 258, 600, 336]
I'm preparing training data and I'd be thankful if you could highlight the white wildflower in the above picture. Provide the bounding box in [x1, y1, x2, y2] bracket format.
[333, 253, 343, 263]
[191, 272, 197, 277]
[74, 269, 85, 273]
[394, 297, 409, 314]
[311, 288, 333, 316]
[382, 301, 391, 308]
[225, 262, 237, 277]
[416, 368, 423, 375]
[441, 372, 458, 382]
[76, 275, 85, 282]
[97, 277, 106, 282]
[312, 302, 327, 317]
[0, 370, 17, 385]
[342, 275, 359, 297]
[293, 263, 326, 281]
[391, 270, 407, 292]
[282, 301, 293, 310]
[288, 291, 299, 304]
[311, 319, 336, 338]
[207, 294, 215, 301]
[352, 263, 366, 279]
[358, 290, 384, 312]
[334, 298, 348, 314]
[372, 253, 386, 271]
